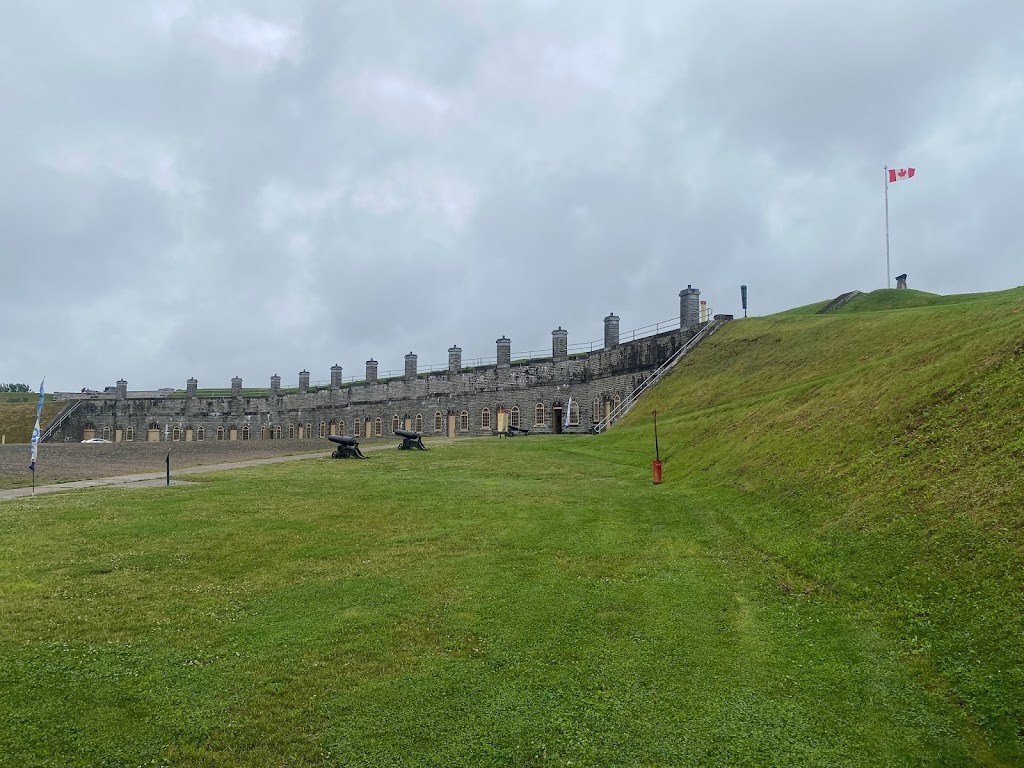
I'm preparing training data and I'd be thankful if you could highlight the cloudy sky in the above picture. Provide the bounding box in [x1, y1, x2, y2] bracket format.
[3, 1, 1021, 392]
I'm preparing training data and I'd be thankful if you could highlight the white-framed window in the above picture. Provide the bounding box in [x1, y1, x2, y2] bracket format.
[374, 418, 382, 436]
[415, 414, 423, 432]
[434, 411, 443, 431]
[241, 425, 250, 440]
[217, 426, 225, 441]
[337, 419, 346, 436]
[102, 426, 111, 440]
[319, 422, 327, 439]
[534, 403, 546, 426]
[289, 423, 296, 439]
[305, 422, 312, 439]
[125, 426, 135, 442]
[510, 406, 520, 428]
[274, 425, 282, 439]
[172, 426, 181, 441]
[593, 398, 602, 423]
[481, 408, 491, 429]
[612, 395, 621, 411]
[460, 411, 469, 431]
[392, 415, 401, 434]
[196, 425, 205, 441]
[568, 400, 580, 426]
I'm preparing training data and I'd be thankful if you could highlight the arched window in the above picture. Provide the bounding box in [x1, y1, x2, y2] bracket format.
[392, 415, 401, 434]
[510, 406, 521, 428]
[481, 408, 491, 429]
[434, 411, 443, 431]
[274, 425, 282, 439]
[612, 395, 621, 412]
[415, 414, 423, 432]
[568, 400, 580, 426]
[261, 426, 269, 440]
[460, 411, 469, 431]
[305, 423, 312, 439]
[534, 403, 546, 426]
[216, 426, 225, 441]
[374, 418, 382, 436]
[102, 426, 111, 440]
[241, 425, 250, 441]
[592, 398, 602, 423]
[196, 425, 205, 441]
[125, 426, 135, 442]
[289, 423, 295, 439]
[319, 422, 327, 439]
[352, 419, 361, 438]
[337, 419, 345, 436]
[172, 426, 181, 441]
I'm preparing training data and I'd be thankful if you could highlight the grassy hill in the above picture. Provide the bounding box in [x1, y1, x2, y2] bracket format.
[596, 285, 1024, 762]
[0, 392, 62, 444]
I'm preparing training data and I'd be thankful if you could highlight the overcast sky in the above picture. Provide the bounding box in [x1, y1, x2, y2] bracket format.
[3, 1, 1021, 392]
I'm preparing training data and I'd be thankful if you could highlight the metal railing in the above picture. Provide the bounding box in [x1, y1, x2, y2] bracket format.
[39, 399, 82, 442]
[591, 318, 728, 434]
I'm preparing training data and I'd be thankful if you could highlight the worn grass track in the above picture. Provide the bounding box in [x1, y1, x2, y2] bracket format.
[0, 437, 991, 767]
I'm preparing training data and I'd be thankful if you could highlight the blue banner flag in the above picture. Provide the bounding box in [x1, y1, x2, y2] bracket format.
[29, 378, 44, 472]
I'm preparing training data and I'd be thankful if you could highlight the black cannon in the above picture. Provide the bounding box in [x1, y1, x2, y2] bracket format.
[328, 434, 367, 459]
[394, 428, 427, 450]
[507, 425, 530, 436]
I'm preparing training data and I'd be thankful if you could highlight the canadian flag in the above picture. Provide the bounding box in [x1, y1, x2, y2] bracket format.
[888, 167, 915, 183]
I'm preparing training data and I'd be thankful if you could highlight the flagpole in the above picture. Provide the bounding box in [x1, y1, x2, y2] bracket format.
[884, 165, 891, 289]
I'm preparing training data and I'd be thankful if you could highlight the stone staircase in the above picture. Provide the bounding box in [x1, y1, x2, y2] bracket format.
[816, 290, 861, 314]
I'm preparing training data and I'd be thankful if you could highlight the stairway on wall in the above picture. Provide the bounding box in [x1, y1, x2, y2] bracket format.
[593, 317, 729, 434]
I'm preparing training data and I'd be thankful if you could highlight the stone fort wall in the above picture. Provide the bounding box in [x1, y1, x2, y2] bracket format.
[48, 288, 710, 444]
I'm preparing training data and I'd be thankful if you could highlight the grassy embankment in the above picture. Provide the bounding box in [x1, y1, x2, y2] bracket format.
[0, 392, 61, 444]
[1, 286, 1021, 766]
[596, 285, 1024, 763]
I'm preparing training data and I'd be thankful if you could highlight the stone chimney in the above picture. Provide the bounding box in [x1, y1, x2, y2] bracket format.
[448, 345, 462, 375]
[496, 336, 511, 368]
[896, 273, 908, 290]
[603, 313, 620, 349]
[679, 285, 701, 330]
[298, 370, 310, 393]
[552, 327, 568, 362]
[365, 359, 378, 384]
[230, 377, 242, 398]
[270, 374, 281, 396]
[116, 379, 128, 400]
[330, 364, 343, 388]
[404, 353, 418, 380]
[186, 377, 197, 399]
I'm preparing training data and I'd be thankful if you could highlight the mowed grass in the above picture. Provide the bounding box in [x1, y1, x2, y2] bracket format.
[0, 439, 980, 767]
[599, 286, 1024, 764]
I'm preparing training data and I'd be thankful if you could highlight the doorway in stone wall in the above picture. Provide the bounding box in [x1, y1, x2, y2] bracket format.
[552, 406, 563, 434]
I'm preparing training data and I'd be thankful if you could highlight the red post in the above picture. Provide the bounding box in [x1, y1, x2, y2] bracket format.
[652, 409, 662, 484]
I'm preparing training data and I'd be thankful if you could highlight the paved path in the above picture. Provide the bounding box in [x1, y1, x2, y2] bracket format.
[0, 451, 336, 500]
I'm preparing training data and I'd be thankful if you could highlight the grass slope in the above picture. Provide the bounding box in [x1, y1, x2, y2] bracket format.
[0, 443, 981, 766]
[0, 393, 61, 444]
[600, 285, 1024, 763]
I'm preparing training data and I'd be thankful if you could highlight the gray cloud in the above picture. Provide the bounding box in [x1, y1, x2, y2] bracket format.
[2, 0, 1021, 391]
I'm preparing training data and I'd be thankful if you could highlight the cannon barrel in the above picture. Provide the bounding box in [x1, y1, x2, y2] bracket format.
[394, 428, 421, 439]
[328, 434, 359, 446]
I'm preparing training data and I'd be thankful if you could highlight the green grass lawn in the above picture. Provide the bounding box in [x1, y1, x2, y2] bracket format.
[0, 439, 1000, 767]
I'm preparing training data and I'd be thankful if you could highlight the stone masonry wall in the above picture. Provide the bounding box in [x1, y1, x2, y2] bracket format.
[47, 326, 700, 443]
